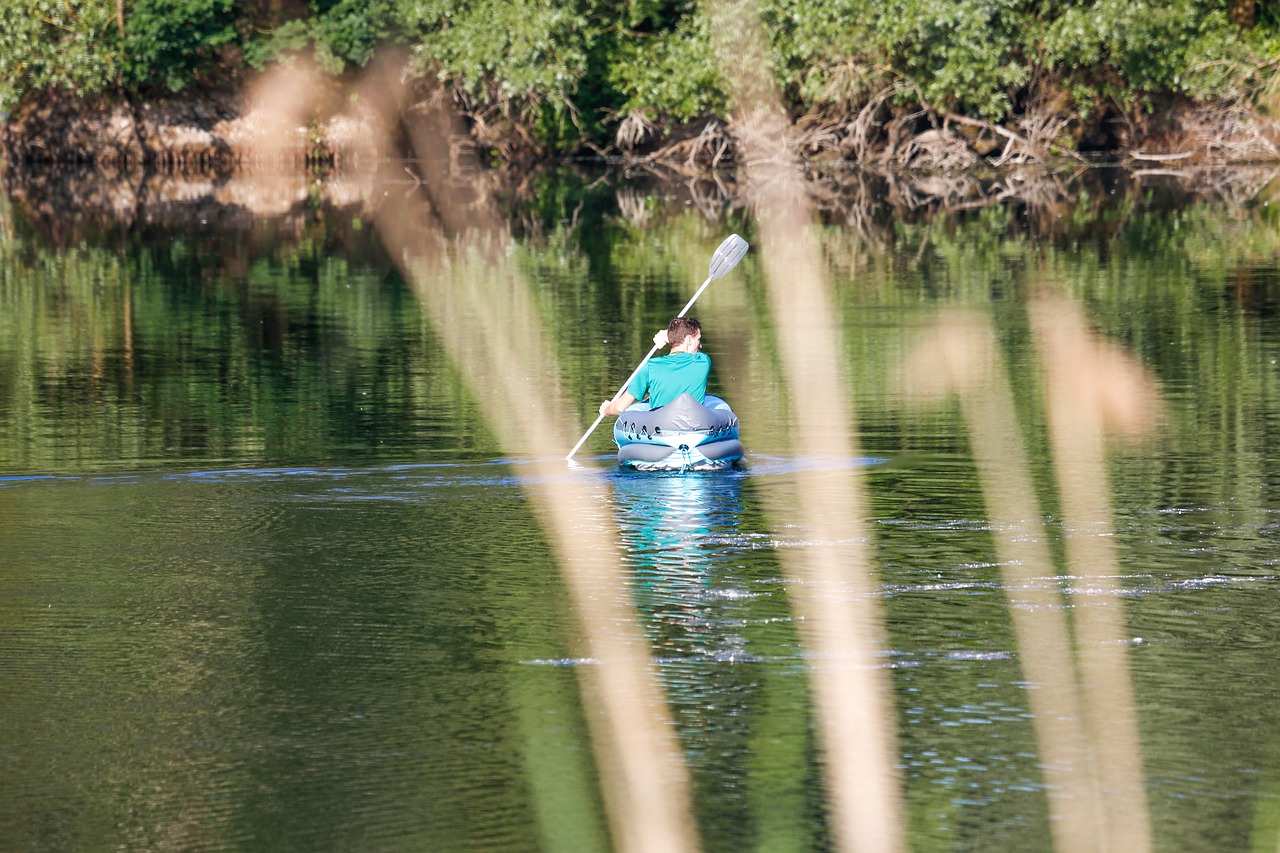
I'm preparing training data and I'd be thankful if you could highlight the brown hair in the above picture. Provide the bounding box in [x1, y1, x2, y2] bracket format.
[667, 317, 702, 347]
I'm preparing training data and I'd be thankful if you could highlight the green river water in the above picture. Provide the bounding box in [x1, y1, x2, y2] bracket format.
[3, 164, 1280, 851]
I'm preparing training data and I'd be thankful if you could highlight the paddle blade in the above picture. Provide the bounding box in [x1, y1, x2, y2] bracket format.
[707, 234, 749, 281]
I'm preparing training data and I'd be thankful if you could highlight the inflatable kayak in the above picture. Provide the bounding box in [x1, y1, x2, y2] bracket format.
[613, 393, 744, 471]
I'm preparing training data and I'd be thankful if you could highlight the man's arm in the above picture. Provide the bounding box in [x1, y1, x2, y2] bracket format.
[600, 392, 637, 417]
[598, 329, 665, 416]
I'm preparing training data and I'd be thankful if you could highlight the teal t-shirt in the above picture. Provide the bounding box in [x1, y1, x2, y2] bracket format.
[628, 352, 711, 409]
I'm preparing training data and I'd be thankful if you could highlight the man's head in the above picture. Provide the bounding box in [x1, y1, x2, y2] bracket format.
[667, 317, 702, 350]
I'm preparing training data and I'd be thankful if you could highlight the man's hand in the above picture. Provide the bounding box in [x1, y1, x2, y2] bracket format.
[653, 329, 670, 348]
[599, 392, 637, 417]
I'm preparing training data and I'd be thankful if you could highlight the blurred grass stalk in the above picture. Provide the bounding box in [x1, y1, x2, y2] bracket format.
[905, 298, 1158, 852]
[707, 1, 906, 850]
[351, 58, 699, 853]
[1032, 293, 1159, 853]
[904, 308, 1109, 852]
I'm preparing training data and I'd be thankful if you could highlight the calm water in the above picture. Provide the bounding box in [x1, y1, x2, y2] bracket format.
[4, 164, 1280, 851]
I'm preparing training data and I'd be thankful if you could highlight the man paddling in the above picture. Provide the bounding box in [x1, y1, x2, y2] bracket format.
[599, 317, 709, 416]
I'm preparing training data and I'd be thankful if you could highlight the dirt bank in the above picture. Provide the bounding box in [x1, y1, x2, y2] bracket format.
[0, 88, 395, 171]
[6, 82, 1280, 176]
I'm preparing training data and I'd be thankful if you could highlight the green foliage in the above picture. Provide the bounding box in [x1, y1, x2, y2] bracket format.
[2, 0, 1279, 153]
[0, 0, 120, 113]
[761, 0, 877, 106]
[309, 0, 399, 70]
[242, 18, 313, 70]
[759, 0, 1258, 123]
[753, 0, 1034, 118]
[863, 0, 1036, 120]
[607, 13, 725, 122]
[398, 0, 599, 145]
[121, 0, 238, 91]
[1042, 0, 1246, 112]
[243, 0, 400, 75]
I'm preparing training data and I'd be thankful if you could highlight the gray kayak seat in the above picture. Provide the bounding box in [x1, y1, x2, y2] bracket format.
[615, 392, 738, 438]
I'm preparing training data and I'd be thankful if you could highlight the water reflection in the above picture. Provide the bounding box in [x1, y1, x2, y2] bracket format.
[608, 467, 824, 850]
[611, 470, 751, 658]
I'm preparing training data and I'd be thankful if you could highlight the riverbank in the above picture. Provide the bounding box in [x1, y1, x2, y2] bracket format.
[0, 90, 379, 172]
[5, 81, 1280, 177]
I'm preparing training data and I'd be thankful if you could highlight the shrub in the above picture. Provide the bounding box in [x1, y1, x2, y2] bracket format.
[121, 0, 239, 91]
[0, 0, 120, 113]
